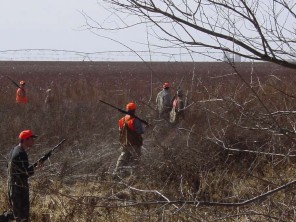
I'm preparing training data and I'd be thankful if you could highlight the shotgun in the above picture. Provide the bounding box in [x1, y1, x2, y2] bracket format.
[6, 76, 20, 88]
[30, 139, 66, 168]
[99, 100, 149, 126]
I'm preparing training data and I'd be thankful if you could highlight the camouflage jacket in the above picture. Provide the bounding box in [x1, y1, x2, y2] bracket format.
[156, 89, 172, 113]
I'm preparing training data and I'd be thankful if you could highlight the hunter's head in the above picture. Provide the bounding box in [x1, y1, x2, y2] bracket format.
[19, 130, 37, 148]
[163, 82, 169, 89]
[126, 102, 136, 115]
[19, 81, 25, 87]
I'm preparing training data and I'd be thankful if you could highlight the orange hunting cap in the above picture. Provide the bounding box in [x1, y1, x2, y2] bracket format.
[20, 81, 25, 85]
[19, 130, 38, 140]
[163, 82, 169, 89]
[126, 102, 136, 111]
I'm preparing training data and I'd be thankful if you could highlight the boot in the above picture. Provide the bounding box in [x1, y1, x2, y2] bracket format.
[0, 211, 14, 222]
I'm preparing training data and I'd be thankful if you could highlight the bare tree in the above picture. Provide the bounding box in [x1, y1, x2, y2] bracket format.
[81, 0, 296, 220]
[0, 2, 295, 216]
[96, 0, 296, 67]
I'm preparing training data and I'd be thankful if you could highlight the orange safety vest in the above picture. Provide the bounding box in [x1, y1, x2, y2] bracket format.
[118, 115, 143, 147]
[16, 88, 27, 104]
[118, 115, 136, 131]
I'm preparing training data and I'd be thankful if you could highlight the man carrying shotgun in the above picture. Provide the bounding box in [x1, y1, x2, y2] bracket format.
[5, 130, 38, 222]
[16, 81, 27, 105]
[114, 102, 145, 178]
[99, 100, 148, 179]
[1, 130, 65, 222]
[156, 82, 172, 120]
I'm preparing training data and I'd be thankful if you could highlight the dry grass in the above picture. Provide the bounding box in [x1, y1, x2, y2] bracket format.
[1, 61, 296, 221]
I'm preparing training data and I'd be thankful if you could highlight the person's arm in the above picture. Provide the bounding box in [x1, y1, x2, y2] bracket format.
[133, 119, 144, 134]
[156, 91, 160, 103]
[17, 88, 26, 97]
[20, 152, 34, 177]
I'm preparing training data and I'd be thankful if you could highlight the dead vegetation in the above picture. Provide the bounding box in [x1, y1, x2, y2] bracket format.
[1, 61, 296, 221]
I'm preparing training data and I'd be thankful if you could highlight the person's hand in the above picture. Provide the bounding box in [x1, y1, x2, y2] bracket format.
[36, 160, 44, 170]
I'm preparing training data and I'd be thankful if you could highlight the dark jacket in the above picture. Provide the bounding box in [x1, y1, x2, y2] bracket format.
[7, 145, 34, 188]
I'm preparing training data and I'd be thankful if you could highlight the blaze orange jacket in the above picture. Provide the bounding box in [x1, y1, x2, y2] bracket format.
[118, 115, 143, 147]
[118, 115, 136, 131]
[16, 88, 27, 104]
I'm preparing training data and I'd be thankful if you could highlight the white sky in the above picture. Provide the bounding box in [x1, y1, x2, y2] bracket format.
[0, 0, 157, 61]
[1, 1, 94, 49]
[1, 1, 295, 62]
[2, 0, 273, 62]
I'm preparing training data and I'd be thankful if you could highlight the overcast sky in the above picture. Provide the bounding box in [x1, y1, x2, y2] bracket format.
[1, 1, 95, 49]
[3, 0, 265, 62]
[0, 0, 159, 61]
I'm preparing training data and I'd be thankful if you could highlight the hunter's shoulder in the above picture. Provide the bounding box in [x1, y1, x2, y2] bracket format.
[156, 90, 163, 96]
[11, 145, 27, 158]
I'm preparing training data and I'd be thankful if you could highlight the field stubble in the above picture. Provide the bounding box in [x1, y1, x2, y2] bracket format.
[1, 61, 296, 221]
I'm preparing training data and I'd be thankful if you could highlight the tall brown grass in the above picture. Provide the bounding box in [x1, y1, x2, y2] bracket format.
[1, 61, 296, 221]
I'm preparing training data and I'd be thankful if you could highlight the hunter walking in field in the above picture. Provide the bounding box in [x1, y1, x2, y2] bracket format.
[6, 130, 39, 222]
[44, 89, 52, 105]
[16, 81, 27, 105]
[170, 90, 185, 124]
[114, 102, 145, 178]
[44, 88, 54, 111]
[156, 82, 172, 119]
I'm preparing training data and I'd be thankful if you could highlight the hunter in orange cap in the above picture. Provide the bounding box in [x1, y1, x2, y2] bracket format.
[163, 82, 170, 89]
[126, 102, 136, 111]
[156, 82, 172, 119]
[6, 129, 38, 221]
[19, 130, 38, 141]
[114, 102, 144, 179]
[16, 80, 27, 104]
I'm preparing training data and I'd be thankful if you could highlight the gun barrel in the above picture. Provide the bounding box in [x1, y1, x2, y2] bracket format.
[52, 139, 66, 151]
[177, 76, 185, 90]
[30, 139, 66, 168]
[6, 76, 20, 88]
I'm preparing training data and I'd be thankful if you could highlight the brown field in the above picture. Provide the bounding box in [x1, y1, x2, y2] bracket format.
[1, 61, 296, 221]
